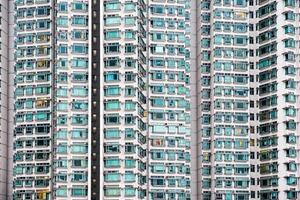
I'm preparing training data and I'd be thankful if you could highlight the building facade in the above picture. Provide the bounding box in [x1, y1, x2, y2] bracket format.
[255, 0, 300, 199]
[10, 0, 300, 200]
[192, 0, 251, 199]
[13, 0, 191, 200]
[14, 0, 90, 198]
[147, 0, 191, 199]
[192, 0, 300, 200]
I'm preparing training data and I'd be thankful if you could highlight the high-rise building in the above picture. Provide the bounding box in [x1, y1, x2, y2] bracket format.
[146, 0, 191, 199]
[93, 0, 191, 199]
[14, 0, 90, 198]
[192, 0, 251, 199]
[254, 0, 300, 199]
[11, 0, 300, 200]
[191, 0, 300, 200]
[13, 0, 191, 200]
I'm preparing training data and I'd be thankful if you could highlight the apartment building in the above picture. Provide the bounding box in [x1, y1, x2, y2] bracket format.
[13, 0, 191, 199]
[191, 0, 300, 200]
[14, 0, 90, 198]
[12, 0, 300, 199]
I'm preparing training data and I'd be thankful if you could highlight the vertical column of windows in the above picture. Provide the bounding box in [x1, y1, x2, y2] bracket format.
[257, 0, 299, 199]
[200, 0, 251, 199]
[198, 1, 213, 199]
[256, 1, 279, 199]
[249, 1, 260, 199]
[54, 0, 89, 198]
[14, 0, 52, 199]
[102, 0, 148, 199]
[148, 0, 191, 199]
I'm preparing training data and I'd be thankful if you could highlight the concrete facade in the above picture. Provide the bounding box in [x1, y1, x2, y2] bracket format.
[191, 0, 300, 200]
